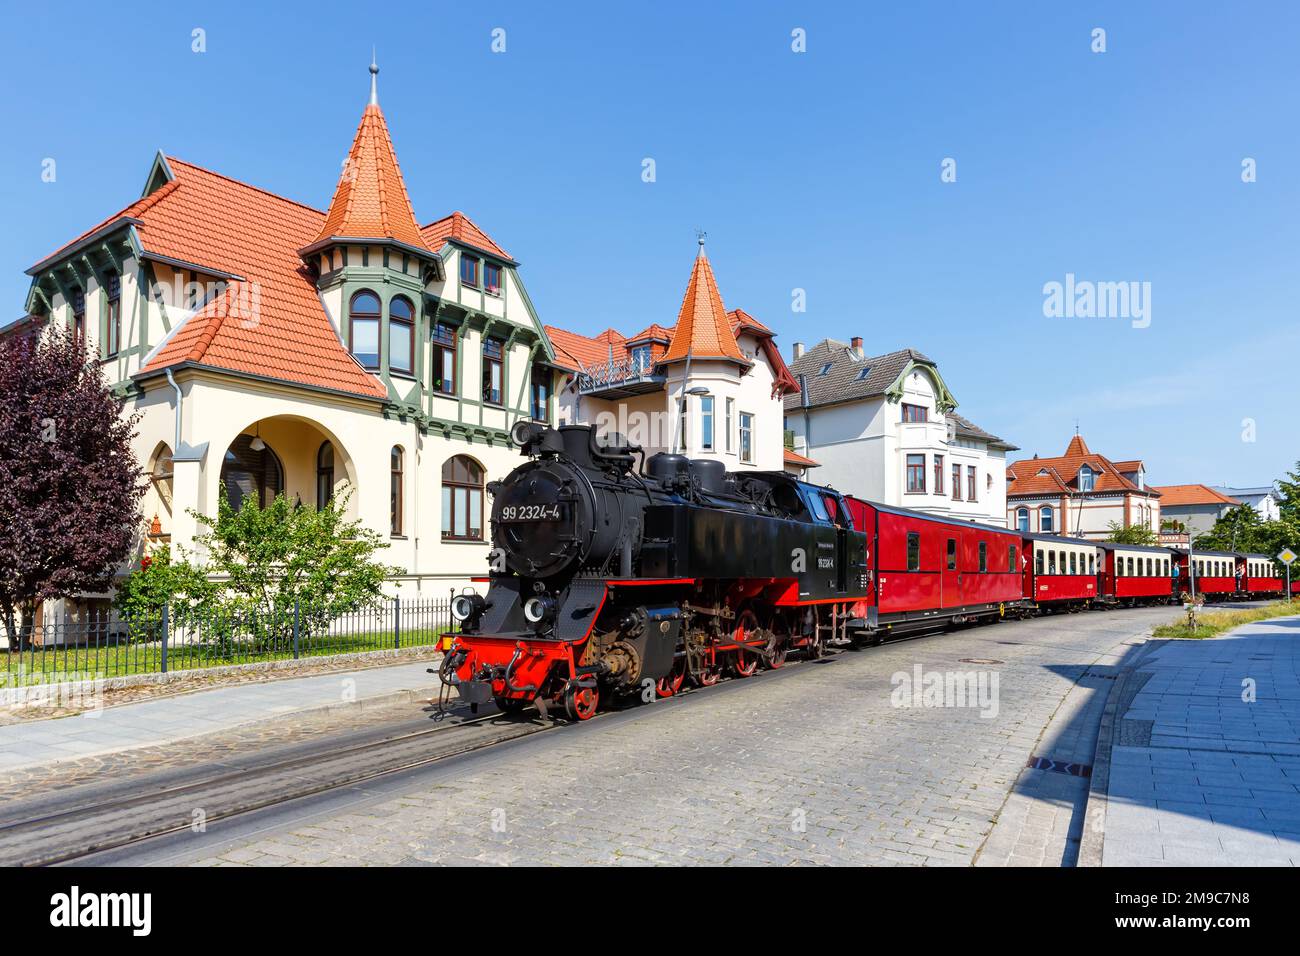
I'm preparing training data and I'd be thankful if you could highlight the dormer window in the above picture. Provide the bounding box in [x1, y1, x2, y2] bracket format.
[460, 255, 479, 289]
[349, 290, 381, 369]
[856, 366, 872, 380]
[630, 345, 653, 372]
[484, 262, 502, 296]
[819, 362, 833, 376]
[1078, 465, 1094, 492]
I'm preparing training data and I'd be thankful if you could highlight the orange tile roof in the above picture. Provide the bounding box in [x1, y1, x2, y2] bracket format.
[784, 449, 819, 468]
[662, 247, 746, 363]
[1007, 435, 1149, 498]
[544, 325, 614, 370]
[133, 158, 386, 399]
[421, 210, 511, 261]
[728, 308, 771, 335]
[628, 323, 673, 343]
[1150, 484, 1241, 507]
[311, 105, 432, 254]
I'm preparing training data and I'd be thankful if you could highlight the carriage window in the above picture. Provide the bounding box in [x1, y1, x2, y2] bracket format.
[1146, 558, 1153, 576]
[947, 538, 957, 571]
[1009, 545, 1017, 573]
[1035, 550, 1044, 575]
[1069, 552, 1077, 575]
[907, 533, 921, 571]
[1048, 552, 1056, 574]
[978, 542, 987, 572]
[1088, 553, 1095, 574]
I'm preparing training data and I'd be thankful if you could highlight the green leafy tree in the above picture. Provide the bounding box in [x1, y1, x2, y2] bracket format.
[112, 545, 214, 623]
[1276, 461, 1300, 523]
[1105, 521, 1158, 546]
[178, 485, 398, 652]
[1193, 504, 1266, 553]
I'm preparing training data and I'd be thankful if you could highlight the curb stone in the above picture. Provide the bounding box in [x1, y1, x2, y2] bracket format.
[1077, 637, 1161, 868]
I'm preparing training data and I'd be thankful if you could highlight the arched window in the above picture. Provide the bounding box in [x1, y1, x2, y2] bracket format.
[317, 441, 335, 509]
[1016, 507, 1029, 533]
[391, 446, 405, 536]
[349, 290, 381, 369]
[150, 443, 175, 516]
[1078, 465, 1094, 493]
[389, 296, 414, 374]
[221, 433, 284, 511]
[442, 455, 484, 541]
[1040, 505, 1054, 533]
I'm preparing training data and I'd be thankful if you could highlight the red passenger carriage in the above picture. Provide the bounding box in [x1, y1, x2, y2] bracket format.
[1098, 543, 1175, 606]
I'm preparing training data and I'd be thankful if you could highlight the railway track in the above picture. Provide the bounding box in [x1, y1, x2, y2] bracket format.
[0, 705, 552, 867]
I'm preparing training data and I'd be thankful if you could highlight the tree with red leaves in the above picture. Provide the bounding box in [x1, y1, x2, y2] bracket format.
[0, 325, 144, 650]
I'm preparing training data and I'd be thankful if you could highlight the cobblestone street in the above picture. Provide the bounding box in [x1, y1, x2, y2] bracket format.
[90, 607, 1172, 867]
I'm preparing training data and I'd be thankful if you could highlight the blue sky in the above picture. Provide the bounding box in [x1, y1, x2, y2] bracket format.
[2, 1, 1297, 486]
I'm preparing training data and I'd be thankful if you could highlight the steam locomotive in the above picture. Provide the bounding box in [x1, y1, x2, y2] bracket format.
[442, 421, 872, 720]
[442, 421, 1290, 721]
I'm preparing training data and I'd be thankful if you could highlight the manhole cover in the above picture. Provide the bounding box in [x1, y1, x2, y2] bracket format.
[958, 658, 1003, 665]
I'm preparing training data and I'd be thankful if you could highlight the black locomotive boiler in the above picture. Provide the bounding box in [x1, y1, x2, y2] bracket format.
[443, 421, 870, 719]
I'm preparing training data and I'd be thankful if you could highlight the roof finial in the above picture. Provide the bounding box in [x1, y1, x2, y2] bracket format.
[695, 228, 707, 257]
[369, 48, 379, 106]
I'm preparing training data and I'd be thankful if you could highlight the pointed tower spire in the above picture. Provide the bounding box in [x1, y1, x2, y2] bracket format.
[661, 238, 747, 364]
[369, 49, 379, 106]
[303, 60, 433, 256]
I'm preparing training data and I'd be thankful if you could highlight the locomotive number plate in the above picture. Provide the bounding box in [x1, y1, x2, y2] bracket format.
[500, 503, 567, 522]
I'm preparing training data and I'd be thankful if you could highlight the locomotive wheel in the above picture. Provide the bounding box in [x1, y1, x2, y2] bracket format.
[656, 656, 687, 697]
[765, 612, 790, 669]
[730, 609, 761, 678]
[564, 682, 599, 721]
[693, 661, 722, 687]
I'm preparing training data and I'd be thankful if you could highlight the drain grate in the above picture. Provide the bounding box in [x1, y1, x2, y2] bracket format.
[1026, 755, 1092, 777]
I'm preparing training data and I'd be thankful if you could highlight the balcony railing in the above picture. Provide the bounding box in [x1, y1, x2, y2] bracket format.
[575, 356, 664, 398]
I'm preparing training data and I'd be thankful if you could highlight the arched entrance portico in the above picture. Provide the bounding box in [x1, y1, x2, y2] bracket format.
[209, 415, 361, 522]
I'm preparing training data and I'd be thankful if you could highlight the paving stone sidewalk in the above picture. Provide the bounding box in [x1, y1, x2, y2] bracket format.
[0, 662, 441, 773]
[1101, 614, 1300, 866]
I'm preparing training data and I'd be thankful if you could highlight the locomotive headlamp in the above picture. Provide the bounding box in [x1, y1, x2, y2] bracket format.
[451, 593, 487, 623]
[511, 420, 545, 449]
[523, 595, 557, 625]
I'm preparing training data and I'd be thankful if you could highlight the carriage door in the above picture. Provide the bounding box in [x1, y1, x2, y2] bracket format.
[942, 535, 961, 608]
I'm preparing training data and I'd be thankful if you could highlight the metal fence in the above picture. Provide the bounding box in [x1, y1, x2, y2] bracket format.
[0, 597, 458, 682]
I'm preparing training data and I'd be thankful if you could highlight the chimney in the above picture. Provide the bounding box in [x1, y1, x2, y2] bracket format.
[793, 341, 804, 360]
[850, 336, 863, 359]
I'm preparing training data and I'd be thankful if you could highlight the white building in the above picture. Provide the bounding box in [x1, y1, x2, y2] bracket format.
[1210, 485, 1281, 523]
[14, 65, 562, 610]
[549, 240, 800, 473]
[783, 338, 1016, 525]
